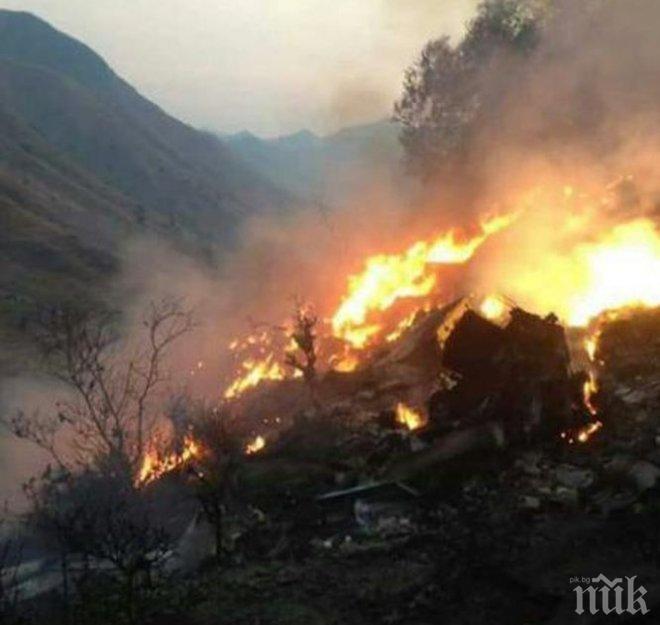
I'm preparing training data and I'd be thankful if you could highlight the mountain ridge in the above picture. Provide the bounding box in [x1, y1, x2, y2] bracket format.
[0, 9, 298, 310]
[0, 13, 295, 230]
[221, 120, 410, 206]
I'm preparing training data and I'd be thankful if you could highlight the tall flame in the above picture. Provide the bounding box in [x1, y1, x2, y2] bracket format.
[332, 213, 516, 348]
[584, 333, 599, 362]
[219, 185, 660, 400]
[567, 219, 660, 326]
[137, 435, 201, 487]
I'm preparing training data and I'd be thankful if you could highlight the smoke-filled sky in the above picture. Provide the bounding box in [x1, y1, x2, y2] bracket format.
[0, 0, 478, 136]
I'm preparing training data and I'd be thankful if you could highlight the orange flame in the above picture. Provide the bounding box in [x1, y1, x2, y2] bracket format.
[479, 295, 508, 321]
[567, 220, 660, 326]
[395, 402, 426, 431]
[385, 310, 419, 343]
[576, 420, 603, 444]
[137, 435, 201, 487]
[332, 351, 359, 372]
[224, 354, 286, 400]
[245, 434, 266, 455]
[561, 419, 603, 445]
[506, 216, 660, 327]
[584, 334, 599, 362]
[331, 213, 517, 349]
[583, 371, 599, 417]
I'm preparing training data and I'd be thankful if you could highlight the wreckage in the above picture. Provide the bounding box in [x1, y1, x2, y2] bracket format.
[136, 297, 609, 542]
[4, 188, 660, 619]
[5, 296, 660, 624]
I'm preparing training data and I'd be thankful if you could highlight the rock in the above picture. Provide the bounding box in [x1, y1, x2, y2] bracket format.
[6, 558, 63, 601]
[328, 400, 352, 415]
[430, 305, 580, 439]
[409, 436, 427, 452]
[592, 489, 639, 515]
[550, 486, 580, 507]
[645, 449, 660, 466]
[519, 495, 541, 510]
[555, 464, 595, 490]
[442, 309, 507, 379]
[354, 499, 375, 529]
[628, 460, 660, 491]
[170, 514, 217, 573]
[615, 385, 632, 398]
[515, 452, 543, 476]
[387, 421, 506, 481]
[606, 454, 660, 492]
[621, 389, 647, 405]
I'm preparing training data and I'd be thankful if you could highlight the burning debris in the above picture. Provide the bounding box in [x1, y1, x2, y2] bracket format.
[7, 215, 660, 625]
[245, 434, 266, 455]
[127, 198, 660, 534]
[428, 305, 588, 441]
[7, 155, 660, 625]
[106, 283, 660, 624]
[217, 181, 660, 410]
[395, 403, 425, 431]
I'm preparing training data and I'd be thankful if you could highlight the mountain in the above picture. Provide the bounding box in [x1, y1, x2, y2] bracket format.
[0, 10, 296, 310]
[222, 121, 414, 207]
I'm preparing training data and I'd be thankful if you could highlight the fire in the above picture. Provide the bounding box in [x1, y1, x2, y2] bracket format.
[561, 419, 603, 445]
[567, 219, 660, 326]
[245, 434, 266, 455]
[576, 420, 603, 444]
[331, 213, 516, 348]
[137, 435, 201, 487]
[330, 242, 435, 348]
[224, 354, 286, 400]
[332, 351, 359, 372]
[584, 333, 599, 362]
[218, 184, 658, 401]
[427, 213, 517, 263]
[479, 295, 507, 321]
[583, 371, 599, 417]
[395, 402, 426, 431]
[385, 310, 418, 342]
[137, 431, 268, 487]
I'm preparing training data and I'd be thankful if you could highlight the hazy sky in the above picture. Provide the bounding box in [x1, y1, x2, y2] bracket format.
[0, 0, 479, 136]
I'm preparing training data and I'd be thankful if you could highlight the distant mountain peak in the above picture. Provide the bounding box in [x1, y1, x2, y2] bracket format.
[272, 129, 321, 150]
[232, 130, 262, 143]
[286, 129, 319, 141]
[0, 9, 115, 89]
[0, 8, 297, 307]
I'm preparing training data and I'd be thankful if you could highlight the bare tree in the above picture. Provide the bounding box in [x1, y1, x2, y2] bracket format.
[6, 298, 195, 477]
[187, 407, 244, 562]
[24, 468, 172, 625]
[0, 519, 22, 624]
[284, 303, 319, 405]
[22, 468, 86, 611]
